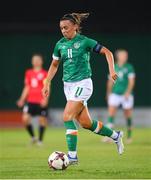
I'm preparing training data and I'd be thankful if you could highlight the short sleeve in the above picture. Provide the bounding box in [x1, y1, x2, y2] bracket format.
[128, 65, 135, 78]
[86, 37, 98, 51]
[52, 43, 61, 60]
[24, 70, 30, 86]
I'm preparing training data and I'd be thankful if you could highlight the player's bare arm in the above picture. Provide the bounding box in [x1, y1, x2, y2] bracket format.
[100, 47, 118, 82]
[17, 85, 29, 107]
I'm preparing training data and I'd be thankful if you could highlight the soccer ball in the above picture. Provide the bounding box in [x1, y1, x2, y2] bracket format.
[48, 151, 69, 170]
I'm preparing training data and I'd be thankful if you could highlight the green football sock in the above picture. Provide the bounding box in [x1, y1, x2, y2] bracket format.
[127, 118, 132, 138]
[108, 116, 114, 124]
[99, 125, 113, 137]
[89, 119, 114, 137]
[64, 120, 78, 151]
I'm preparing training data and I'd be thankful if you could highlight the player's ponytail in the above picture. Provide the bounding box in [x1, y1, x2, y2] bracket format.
[60, 13, 89, 33]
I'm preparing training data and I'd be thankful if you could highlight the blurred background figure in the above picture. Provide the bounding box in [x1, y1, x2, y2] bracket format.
[17, 54, 48, 146]
[104, 49, 135, 143]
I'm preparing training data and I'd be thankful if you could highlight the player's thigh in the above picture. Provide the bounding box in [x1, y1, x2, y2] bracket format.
[37, 106, 48, 126]
[123, 108, 133, 118]
[39, 116, 47, 126]
[22, 112, 32, 124]
[108, 106, 118, 116]
[76, 106, 92, 129]
[63, 101, 84, 121]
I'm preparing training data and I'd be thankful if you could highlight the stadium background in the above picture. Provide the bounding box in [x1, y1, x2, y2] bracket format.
[0, 0, 151, 126]
[0, 1, 151, 179]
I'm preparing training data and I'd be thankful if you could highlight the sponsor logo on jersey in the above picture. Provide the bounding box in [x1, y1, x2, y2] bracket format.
[62, 45, 66, 49]
[73, 42, 80, 49]
[118, 71, 124, 79]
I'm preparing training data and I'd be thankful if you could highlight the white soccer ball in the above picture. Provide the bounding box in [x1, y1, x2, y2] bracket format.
[48, 151, 69, 170]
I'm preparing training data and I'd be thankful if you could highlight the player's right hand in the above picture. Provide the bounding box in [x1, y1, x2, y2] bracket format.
[16, 99, 25, 108]
[42, 85, 50, 98]
[111, 73, 118, 83]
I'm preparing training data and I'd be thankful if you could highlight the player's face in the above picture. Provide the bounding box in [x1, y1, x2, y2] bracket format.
[60, 20, 77, 39]
[117, 51, 128, 65]
[32, 56, 43, 68]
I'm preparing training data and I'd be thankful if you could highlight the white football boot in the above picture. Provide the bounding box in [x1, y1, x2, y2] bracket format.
[113, 131, 124, 155]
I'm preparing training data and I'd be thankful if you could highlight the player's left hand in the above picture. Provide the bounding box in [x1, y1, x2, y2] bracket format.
[16, 99, 25, 108]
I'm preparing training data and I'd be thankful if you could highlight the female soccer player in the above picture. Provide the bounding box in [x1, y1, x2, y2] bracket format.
[42, 13, 124, 164]
[17, 54, 48, 146]
[105, 49, 135, 143]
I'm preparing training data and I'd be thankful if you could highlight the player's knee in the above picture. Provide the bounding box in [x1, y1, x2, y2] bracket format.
[22, 114, 30, 125]
[63, 112, 75, 121]
[39, 117, 47, 126]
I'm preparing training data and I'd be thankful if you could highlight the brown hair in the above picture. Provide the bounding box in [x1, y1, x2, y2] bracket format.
[60, 13, 89, 33]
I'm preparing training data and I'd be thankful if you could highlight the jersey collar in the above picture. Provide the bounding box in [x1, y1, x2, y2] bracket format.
[65, 33, 80, 41]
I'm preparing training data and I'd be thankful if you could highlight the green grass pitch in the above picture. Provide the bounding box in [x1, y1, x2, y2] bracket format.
[0, 127, 151, 179]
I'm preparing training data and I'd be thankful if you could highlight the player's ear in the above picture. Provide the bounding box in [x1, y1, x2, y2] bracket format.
[74, 24, 78, 31]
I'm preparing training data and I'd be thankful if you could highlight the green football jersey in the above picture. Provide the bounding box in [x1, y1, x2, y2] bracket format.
[52, 33, 98, 82]
[112, 63, 135, 94]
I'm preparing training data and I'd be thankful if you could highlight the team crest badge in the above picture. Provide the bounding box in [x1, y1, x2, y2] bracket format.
[74, 42, 80, 49]
[62, 45, 66, 49]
